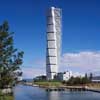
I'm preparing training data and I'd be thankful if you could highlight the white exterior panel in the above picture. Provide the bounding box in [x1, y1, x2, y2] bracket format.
[47, 17, 53, 24]
[46, 7, 62, 80]
[47, 49, 56, 56]
[47, 41, 56, 48]
[47, 57, 57, 64]
[47, 25, 54, 32]
[47, 33, 56, 40]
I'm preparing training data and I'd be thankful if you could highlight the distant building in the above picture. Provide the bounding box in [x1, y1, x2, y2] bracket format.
[72, 72, 84, 78]
[17, 76, 23, 81]
[56, 71, 72, 81]
[87, 72, 100, 83]
[34, 75, 46, 81]
[92, 76, 100, 83]
[46, 7, 62, 80]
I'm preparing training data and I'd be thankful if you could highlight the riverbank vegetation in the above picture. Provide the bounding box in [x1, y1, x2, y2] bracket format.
[0, 95, 14, 100]
[34, 73, 92, 87]
[0, 21, 24, 95]
[4, 95, 13, 100]
[63, 76, 91, 86]
[34, 78, 90, 87]
[0, 90, 14, 100]
[34, 80, 62, 87]
[86, 83, 100, 89]
[61, 73, 93, 86]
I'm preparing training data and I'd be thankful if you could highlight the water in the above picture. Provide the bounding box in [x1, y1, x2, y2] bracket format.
[14, 85, 100, 100]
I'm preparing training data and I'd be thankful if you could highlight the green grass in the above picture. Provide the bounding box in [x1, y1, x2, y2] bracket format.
[34, 81, 62, 87]
[0, 95, 14, 100]
[4, 95, 13, 100]
[0, 90, 14, 100]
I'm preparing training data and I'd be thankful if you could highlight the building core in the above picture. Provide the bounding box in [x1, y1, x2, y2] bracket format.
[46, 7, 62, 80]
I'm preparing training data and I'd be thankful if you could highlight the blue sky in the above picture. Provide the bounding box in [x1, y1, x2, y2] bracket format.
[0, 0, 100, 78]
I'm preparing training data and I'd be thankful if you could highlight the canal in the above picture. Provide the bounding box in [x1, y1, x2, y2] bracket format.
[14, 85, 100, 100]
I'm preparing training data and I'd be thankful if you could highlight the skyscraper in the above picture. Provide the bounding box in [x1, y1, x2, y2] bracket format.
[46, 7, 62, 80]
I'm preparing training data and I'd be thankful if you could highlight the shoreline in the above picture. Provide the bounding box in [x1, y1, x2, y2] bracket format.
[20, 82, 100, 93]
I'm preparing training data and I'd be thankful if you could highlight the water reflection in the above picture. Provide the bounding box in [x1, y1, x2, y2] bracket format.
[46, 91, 60, 100]
[14, 85, 100, 100]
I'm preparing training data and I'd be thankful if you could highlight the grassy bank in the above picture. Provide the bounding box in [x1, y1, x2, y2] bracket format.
[0, 90, 14, 100]
[34, 81, 63, 87]
[33, 80, 100, 89]
[86, 83, 100, 89]
[4, 95, 13, 100]
[0, 95, 14, 100]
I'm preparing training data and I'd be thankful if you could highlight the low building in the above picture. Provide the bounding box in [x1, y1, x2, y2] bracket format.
[56, 71, 72, 81]
[17, 76, 23, 81]
[87, 72, 100, 83]
[92, 76, 100, 83]
[34, 75, 46, 81]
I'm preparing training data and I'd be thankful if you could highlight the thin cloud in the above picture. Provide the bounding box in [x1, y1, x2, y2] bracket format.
[22, 67, 45, 79]
[22, 51, 100, 78]
[61, 51, 100, 72]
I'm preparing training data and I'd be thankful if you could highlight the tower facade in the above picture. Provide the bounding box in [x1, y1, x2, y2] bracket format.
[46, 7, 62, 80]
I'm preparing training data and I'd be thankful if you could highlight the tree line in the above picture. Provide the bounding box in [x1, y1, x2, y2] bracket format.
[0, 21, 24, 89]
[62, 73, 93, 85]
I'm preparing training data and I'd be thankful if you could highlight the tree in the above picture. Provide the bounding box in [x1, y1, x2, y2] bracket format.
[0, 21, 24, 88]
[66, 74, 91, 85]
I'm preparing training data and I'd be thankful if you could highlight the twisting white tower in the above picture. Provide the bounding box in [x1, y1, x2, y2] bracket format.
[46, 7, 62, 80]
